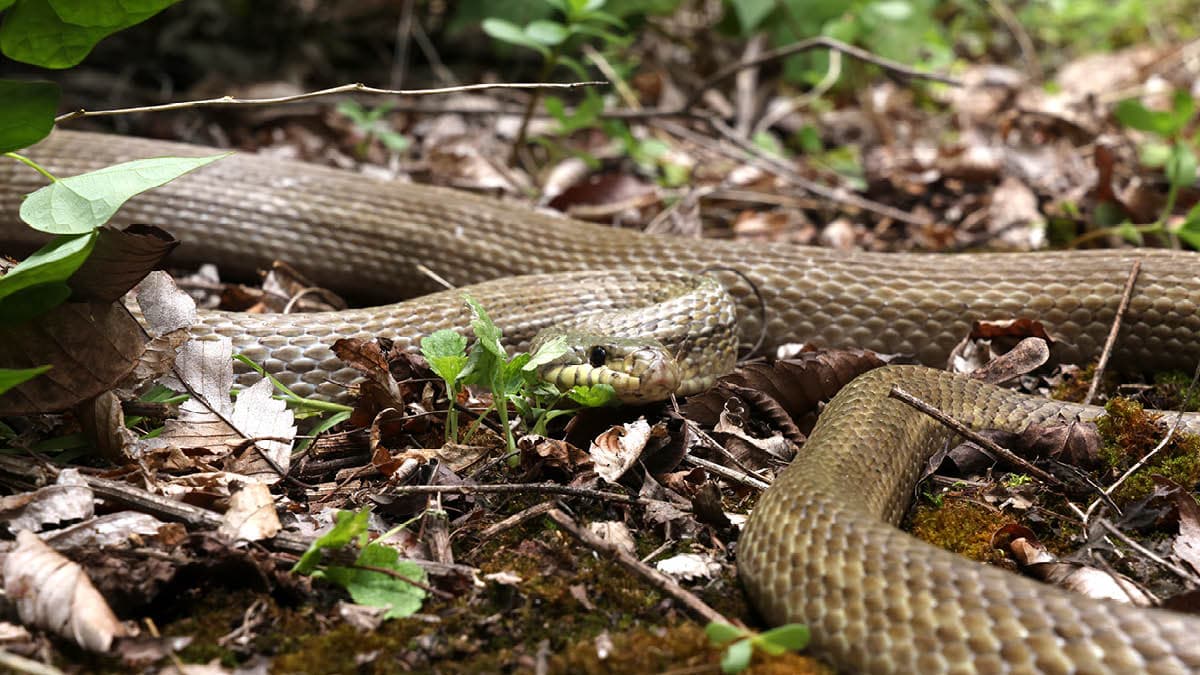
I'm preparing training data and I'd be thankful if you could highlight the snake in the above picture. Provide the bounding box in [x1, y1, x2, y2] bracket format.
[4, 130, 1200, 672]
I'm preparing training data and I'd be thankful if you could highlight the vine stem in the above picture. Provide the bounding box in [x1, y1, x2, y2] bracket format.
[3, 152, 58, 182]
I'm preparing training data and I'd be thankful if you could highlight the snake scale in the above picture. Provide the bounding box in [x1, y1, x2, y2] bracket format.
[4, 130, 1200, 672]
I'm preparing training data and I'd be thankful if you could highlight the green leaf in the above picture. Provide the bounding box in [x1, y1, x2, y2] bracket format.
[752, 131, 786, 159]
[525, 336, 569, 371]
[20, 153, 228, 234]
[0, 80, 59, 152]
[336, 100, 369, 125]
[0, 365, 52, 395]
[1115, 221, 1144, 246]
[1165, 142, 1197, 189]
[1176, 204, 1200, 250]
[1138, 140, 1171, 167]
[705, 622, 745, 646]
[0, 231, 95, 304]
[567, 383, 616, 407]
[0, 281, 72, 324]
[482, 17, 549, 56]
[1114, 97, 1188, 137]
[292, 508, 371, 574]
[525, 19, 568, 46]
[0, 0, 14, 11]
[758, 623, 810, 651]
[1, 0, 180, 69]
[731, 0, 775, 32]
[720, 638, 753, 674]
[321, 543, 427, 619]
[867, 0, 914, 21]
[420, 329, 469, 385]
[464, 295, 505, 358]
[377, 131, 411, 152]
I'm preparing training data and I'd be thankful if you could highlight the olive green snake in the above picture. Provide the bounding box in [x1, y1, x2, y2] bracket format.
[5, 130, 1200, 672]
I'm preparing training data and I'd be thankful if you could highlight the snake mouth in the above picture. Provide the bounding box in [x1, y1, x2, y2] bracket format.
[539, 347, 682, 403]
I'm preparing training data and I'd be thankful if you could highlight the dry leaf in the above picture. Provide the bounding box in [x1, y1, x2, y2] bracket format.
[4, 530, 130, 652]
[218, 481, 281, 542]
[590, 419, 652, 483]
[654, 553, 721, 581]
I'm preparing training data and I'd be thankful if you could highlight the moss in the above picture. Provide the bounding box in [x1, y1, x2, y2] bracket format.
[1096, 397, 1200, 503]
[547, 622, 829, 675]
[1052, 363, 1111, 403]
[1152, 371, 1200, 412]
[908, 499, 1013, 565]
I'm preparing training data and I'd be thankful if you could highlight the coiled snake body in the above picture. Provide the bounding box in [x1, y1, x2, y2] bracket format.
[4, 131, 1200, 672]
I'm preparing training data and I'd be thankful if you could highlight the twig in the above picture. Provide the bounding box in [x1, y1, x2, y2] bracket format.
[0, 649, 66, 675]
[545, 508, 730, 625]
[77, 474, 475, 577]
[55, 81, 605, 123]
[983, 0, 1042, 82]
[477, 500, 558, 540]
[681, 36, 962, 112]
[1084, 260, 1141, 406]
[582, 44, 639, 110]
[1097, 518, 1200, 586]
[888, 385, 1064, 487]
[683, 454, 771, 491]
[386, 482, 689, 510]
[681, 118, 931, 225]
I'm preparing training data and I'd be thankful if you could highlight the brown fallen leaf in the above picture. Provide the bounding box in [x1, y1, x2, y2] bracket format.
[997, 524, 1154, 606]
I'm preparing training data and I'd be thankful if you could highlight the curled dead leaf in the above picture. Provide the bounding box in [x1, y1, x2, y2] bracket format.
[4, 530, 130, 652]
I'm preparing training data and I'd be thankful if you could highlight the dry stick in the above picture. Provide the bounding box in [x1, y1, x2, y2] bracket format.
[665, 116, 932, 227]
[680, 35, 963, 113]
[477, 500, 558, 540]
[683, 454, 771, 491]
[888, 385, 1064, 488]
[545, 508, 730, 626]
[983, 0, 1041, 82]
[1083, 260, 1141, 406]
[78, 474, 477, 576]
[54, 81, 605, 123]
[387, 482, 689, 511]
[0, 649, 66, 675]
[1097, 518, 1200, 586]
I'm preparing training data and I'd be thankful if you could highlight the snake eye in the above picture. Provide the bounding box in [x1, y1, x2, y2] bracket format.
[588, 346, 607, 368]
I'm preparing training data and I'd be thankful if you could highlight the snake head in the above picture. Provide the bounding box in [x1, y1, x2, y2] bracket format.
[531, 333, 682, 403]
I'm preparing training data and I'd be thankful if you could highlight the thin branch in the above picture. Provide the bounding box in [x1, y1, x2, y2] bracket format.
[546, 508, 731, 625]
[1097, 518, 1200, 586]
[1084, 260, 1141, 405]
[55, 81, 606, 123]
[888, 385, 1064, 488]
[681, 36, 962, 112]
[386, 482, 688, 510]
[683, 454, 771, 491]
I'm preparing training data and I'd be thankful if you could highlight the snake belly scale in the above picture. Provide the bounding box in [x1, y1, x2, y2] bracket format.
[5, 130, 1200, 672]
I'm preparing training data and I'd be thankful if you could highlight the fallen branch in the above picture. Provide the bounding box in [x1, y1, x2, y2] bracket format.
[55, 80, 605, 123]
[888, 385, 1063, 487]
[545, 508, 731, 626]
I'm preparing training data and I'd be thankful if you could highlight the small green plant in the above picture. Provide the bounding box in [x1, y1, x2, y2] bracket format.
[419, 295, 615, 451]
[723, 0, 951, 86]
[1085, 90, 1200, 248]
[1002, 473, 1033, 488]
[482, 0, 628, 155]
[336, 100, 411, 159]
[705, 621, 810, 673]
[292, 508, 428, 619]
